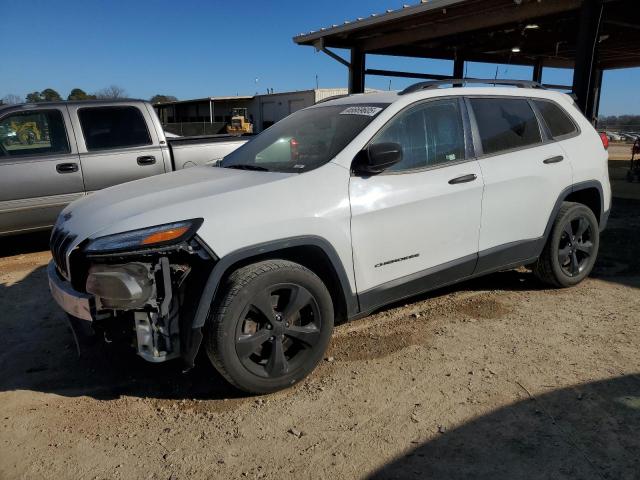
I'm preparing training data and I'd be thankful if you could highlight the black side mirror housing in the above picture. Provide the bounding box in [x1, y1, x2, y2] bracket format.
[354, 142, 403, 175]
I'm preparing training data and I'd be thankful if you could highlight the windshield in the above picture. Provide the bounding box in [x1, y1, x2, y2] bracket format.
[220, 103, 388, 173]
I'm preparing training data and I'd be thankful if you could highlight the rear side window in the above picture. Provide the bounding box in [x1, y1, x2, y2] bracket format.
[469, 98, 541, 155]
[533, 100, 577, 138]
[79, 106, 151, 151]
[0, 109, 70, 158]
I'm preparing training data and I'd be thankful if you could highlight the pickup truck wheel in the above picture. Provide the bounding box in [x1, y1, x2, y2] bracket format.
[534, 202, 599, 288]
[205, 260, 334, 394]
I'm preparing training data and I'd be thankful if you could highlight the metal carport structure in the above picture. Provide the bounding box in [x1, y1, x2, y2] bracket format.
[293, 0, 640, 122]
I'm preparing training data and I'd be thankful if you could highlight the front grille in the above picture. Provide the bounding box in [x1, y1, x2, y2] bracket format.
[50, 227, 77, 280]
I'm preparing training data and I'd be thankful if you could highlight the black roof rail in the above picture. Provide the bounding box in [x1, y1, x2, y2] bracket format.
[399, 78, 545, 95]
[315, 93, 351, 104]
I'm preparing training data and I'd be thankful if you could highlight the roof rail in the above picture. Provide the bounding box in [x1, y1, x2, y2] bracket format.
[315, 93, 351, 104]
[399, 78, 545, 95]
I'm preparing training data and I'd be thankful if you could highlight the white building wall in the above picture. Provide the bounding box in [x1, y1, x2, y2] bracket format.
[253, 90, 316, 132]
[251, 89, 380, 132]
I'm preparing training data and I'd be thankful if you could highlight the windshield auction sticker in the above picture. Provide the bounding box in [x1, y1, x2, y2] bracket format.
[339, 106, 383, 116]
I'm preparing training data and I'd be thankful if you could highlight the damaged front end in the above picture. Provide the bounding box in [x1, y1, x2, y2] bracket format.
[51, 218, 216, 367]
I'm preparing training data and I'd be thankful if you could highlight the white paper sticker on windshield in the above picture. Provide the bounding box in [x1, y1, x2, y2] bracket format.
[339, 106, 383, 116]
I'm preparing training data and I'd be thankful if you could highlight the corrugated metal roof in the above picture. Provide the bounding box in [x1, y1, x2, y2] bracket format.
[154, 89, 368, 107]
[154, 96, 253, 105]
[293, 0, 467, 44]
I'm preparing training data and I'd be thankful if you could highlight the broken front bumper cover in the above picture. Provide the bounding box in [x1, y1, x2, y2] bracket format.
[48, 259, 182, 363]
[47, 261, 95, 321]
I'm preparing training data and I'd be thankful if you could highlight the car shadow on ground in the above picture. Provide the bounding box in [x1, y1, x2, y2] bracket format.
[368, 374, 640, 480]
[0, 230, 50, 256]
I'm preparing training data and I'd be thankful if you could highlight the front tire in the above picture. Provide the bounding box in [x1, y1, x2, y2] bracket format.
[205, 260, 334, 394]
[534, 202, 599, 287]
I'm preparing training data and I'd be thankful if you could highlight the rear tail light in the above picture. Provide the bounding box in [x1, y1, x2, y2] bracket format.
[290, 138, 299, 161]
[599, 132, 609, 150]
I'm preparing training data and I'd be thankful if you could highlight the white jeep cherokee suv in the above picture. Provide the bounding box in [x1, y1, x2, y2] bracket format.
[48, 79, 611, 393]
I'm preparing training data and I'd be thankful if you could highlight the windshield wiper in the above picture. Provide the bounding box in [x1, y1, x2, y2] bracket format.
[224, 164, 270, 172]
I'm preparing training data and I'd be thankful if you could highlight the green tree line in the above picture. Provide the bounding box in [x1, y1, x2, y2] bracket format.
[1, 88, 177, 104]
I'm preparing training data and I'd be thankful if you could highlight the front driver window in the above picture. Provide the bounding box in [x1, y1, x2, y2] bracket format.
[372, 98, 466, 172]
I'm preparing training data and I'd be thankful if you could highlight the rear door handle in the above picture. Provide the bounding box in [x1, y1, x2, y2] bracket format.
[137, 155, 156, 166]
[56, 163, 79, 173]
[448, 173, 477, 185]
[543, 155, 564, 164]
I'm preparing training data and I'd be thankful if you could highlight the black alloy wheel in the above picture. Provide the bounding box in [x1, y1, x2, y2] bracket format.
[557, 216, 595, 277]
[534, 202, 600, 288]
[235, 283, 322, 378]
[206, 260, 334, 394]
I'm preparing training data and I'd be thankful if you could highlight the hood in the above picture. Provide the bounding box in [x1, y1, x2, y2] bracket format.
[58, 166, 292, 245]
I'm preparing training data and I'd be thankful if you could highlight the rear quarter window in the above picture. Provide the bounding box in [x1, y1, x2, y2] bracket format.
[469, 98, 542, 156]
[533, 100, 578, 138]
[79, 106, 151, 151]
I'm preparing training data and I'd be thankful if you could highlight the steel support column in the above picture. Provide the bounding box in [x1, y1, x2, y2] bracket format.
[532, 58, 543, 83]
[571, 0, 604, 114]
[588, 68, 603, 123]
[349, 47, 365, 94]
[453, 57, 464, 86]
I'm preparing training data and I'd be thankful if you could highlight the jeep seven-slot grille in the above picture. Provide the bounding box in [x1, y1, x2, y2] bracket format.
[50, 227, 76, 280]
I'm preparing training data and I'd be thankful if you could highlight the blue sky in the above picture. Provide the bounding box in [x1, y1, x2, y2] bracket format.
[1, 0, 638, 116]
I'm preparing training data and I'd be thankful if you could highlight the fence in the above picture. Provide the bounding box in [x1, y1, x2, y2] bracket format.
[596, 123, 640, 132]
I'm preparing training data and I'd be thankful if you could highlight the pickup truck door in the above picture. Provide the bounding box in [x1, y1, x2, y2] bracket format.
[67, 103, 167, 192]
[349, 98, 483, 312]
[0, 106, 84, 235]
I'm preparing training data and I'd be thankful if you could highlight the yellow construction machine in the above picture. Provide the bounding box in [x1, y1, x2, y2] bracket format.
[226, 108, 253, 135]
[11, 120, 42, 145]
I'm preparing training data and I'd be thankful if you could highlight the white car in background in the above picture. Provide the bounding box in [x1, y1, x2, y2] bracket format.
[48, 79, 611, 393]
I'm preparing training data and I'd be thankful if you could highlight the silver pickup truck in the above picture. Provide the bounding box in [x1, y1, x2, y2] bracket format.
[0, 99, 249, 235]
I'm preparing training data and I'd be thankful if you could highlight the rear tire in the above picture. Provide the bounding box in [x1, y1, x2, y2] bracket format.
[205, 260, 334, 394]
[534, 202, 599, 288]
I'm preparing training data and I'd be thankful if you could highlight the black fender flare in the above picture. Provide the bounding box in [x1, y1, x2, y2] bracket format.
[541, 180, 606, 243]
[182, 235, 358, 368]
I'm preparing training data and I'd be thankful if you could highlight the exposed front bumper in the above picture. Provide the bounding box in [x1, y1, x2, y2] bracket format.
[47, 261, 95, 321]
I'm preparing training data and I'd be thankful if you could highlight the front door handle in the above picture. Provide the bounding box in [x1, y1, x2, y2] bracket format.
[448, 173, 477, 185]
[56, 163, 79, 173]
[543, 155, 564, 164]
[137, 155, 156, 166]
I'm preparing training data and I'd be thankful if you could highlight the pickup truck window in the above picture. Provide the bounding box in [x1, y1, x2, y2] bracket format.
[0, 110, 70, 158]
[79, 106, 152, 151]
[221, 103, 389, 173]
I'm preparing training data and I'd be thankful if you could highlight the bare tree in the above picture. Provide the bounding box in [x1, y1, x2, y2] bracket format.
[1, 94, 24, 105]
[94, 85, 128, 99]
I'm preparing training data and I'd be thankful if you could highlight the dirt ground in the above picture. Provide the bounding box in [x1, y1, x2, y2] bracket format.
[1, 162, 639, 480]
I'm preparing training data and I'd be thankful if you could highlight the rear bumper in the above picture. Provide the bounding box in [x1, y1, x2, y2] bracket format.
[47, 261, 95, 321]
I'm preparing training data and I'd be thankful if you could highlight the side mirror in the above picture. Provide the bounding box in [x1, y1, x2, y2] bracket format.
[354, 142, 402, 175]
